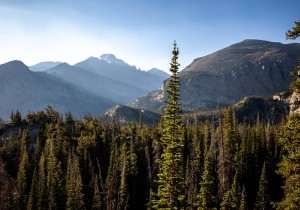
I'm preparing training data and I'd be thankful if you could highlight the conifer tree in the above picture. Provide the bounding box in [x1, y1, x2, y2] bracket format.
[198, 152, 217, 209]
[27, 168, 38, 210]
[254, 163, 271, 210]
[118, 142, 129, 209]
[17, 131, 30, 208]
[154, 41, 185, 209]
[37, 153, 47, 210]
[66, 151, 85, 210]
[220, 172, 241, 210]
[218, 107, 237, 198]
[239, 186, 248, 210]
[92, 175, 102, 210]
[276, 20, 300, 209]
[277, 114, 300, 209]
[45, 138, 65, 210]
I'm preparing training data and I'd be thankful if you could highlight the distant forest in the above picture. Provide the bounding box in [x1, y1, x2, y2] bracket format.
[0, 21, 300, 210]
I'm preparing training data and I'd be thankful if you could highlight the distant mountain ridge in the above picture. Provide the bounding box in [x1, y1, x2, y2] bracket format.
[45, 62, 147, 104]
[0, 60, 114, 120]
[28, 54, 168, 104]
[29, 61, 62, 72]
[74, 55, 168, 94]
[131, 39, 300, 112]
[0, 54, 168, 120]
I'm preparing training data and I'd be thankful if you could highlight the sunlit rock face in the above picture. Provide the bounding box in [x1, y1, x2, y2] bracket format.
[132, 40, 300, 112]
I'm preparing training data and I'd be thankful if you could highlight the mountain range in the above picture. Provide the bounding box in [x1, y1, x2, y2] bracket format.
[0, 55, 168, 120]
[0, 39, 299, 123]
[0, 60, 114, 120]
[131, 39, 300, 112]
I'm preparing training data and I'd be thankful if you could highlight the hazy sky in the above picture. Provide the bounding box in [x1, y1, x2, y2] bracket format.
[0, 0, 299, 72]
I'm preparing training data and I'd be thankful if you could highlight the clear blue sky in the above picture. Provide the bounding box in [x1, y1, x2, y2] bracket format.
[0, 0, 299, 72]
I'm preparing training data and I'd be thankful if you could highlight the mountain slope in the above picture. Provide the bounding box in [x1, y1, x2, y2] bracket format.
[147, 68, 169, 78]
[46, 62, 146, 104]
[103, 105, 161, 126]
[0, 61, 114, 120]
[75, 55, 169, 92]
[29, 61, 62, 72]
[131, 40, 300, 112]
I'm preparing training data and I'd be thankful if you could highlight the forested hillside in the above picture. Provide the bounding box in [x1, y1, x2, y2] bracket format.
[0, 106, 285, 209]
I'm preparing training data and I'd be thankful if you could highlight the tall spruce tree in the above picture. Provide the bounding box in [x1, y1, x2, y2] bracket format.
[17, 130, 30, 208]
[254, 163, 271, 210]
[154, 41, 185, 209]
[198, 152, 217, 209]
[66, 150, 85, 210]
[92, 175, 102, 210]
[277, 114, 300, 209]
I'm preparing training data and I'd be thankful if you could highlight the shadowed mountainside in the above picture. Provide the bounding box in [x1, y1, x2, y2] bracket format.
[131, 39, 300, 112]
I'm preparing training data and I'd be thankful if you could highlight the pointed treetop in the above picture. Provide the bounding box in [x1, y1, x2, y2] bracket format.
[173, 40, 179, 56]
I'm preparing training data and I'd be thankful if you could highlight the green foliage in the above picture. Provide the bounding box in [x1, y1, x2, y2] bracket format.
[10, 110, 22, 126]
[287, 20, 300, 93]
[198, 152, 217, 209]
[239, 186, 248, 210]
[0, 106, 292, 209]
[286, 20, 300, 40]
[17, 131, 30, 208]
[276, 114, 300, 209]
[220, 173, 241, 210]
[254, 163, 271, 210]
[26, 168, 38, 210]
[290, 58, 300, 93]
[153, 41, 185, 209]
[92, 176, 102, 210]
[66, 150, 85, 210]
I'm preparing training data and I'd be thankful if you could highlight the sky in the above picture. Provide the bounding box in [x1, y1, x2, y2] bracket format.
[0, 0, 299, 72]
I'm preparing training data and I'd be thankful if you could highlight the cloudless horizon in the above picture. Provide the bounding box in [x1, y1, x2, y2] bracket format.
[0, 0, 299, 72]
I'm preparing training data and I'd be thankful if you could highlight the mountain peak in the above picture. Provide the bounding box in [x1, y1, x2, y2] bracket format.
[147, 68, 169, 78]
[0, 60, 29, 72]
[29, 61, 62, 72]
[100, 54, 127, 66]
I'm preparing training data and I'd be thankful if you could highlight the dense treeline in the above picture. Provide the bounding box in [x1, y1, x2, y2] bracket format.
[0, 107, 286, 209]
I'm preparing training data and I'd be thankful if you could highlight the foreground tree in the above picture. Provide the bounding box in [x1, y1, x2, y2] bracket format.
[198, 152, 217, 209]
[276, 20, 300, 209]
[153, 41, 185, 209]
[254, 163, 271, 210]
[276, 114, 300, 209]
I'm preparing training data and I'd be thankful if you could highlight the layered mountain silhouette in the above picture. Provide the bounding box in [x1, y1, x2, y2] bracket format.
[45, 63, 146, 104]
[74, 54, 169, 94]
[0, 55, 167, 120]
[29, 61, 62, 72]
[32, 54, 168, 104]
[131, 39, 300, 112]
[0, 61, 114, 120]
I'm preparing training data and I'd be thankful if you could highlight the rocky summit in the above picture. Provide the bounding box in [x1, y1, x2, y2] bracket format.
[131, 39, 300, 112]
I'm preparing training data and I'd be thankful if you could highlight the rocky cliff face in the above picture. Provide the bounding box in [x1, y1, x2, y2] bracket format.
[102, 105, 161, 126]
[131, 40, 300, 112]
[289, 92, 300, 114]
